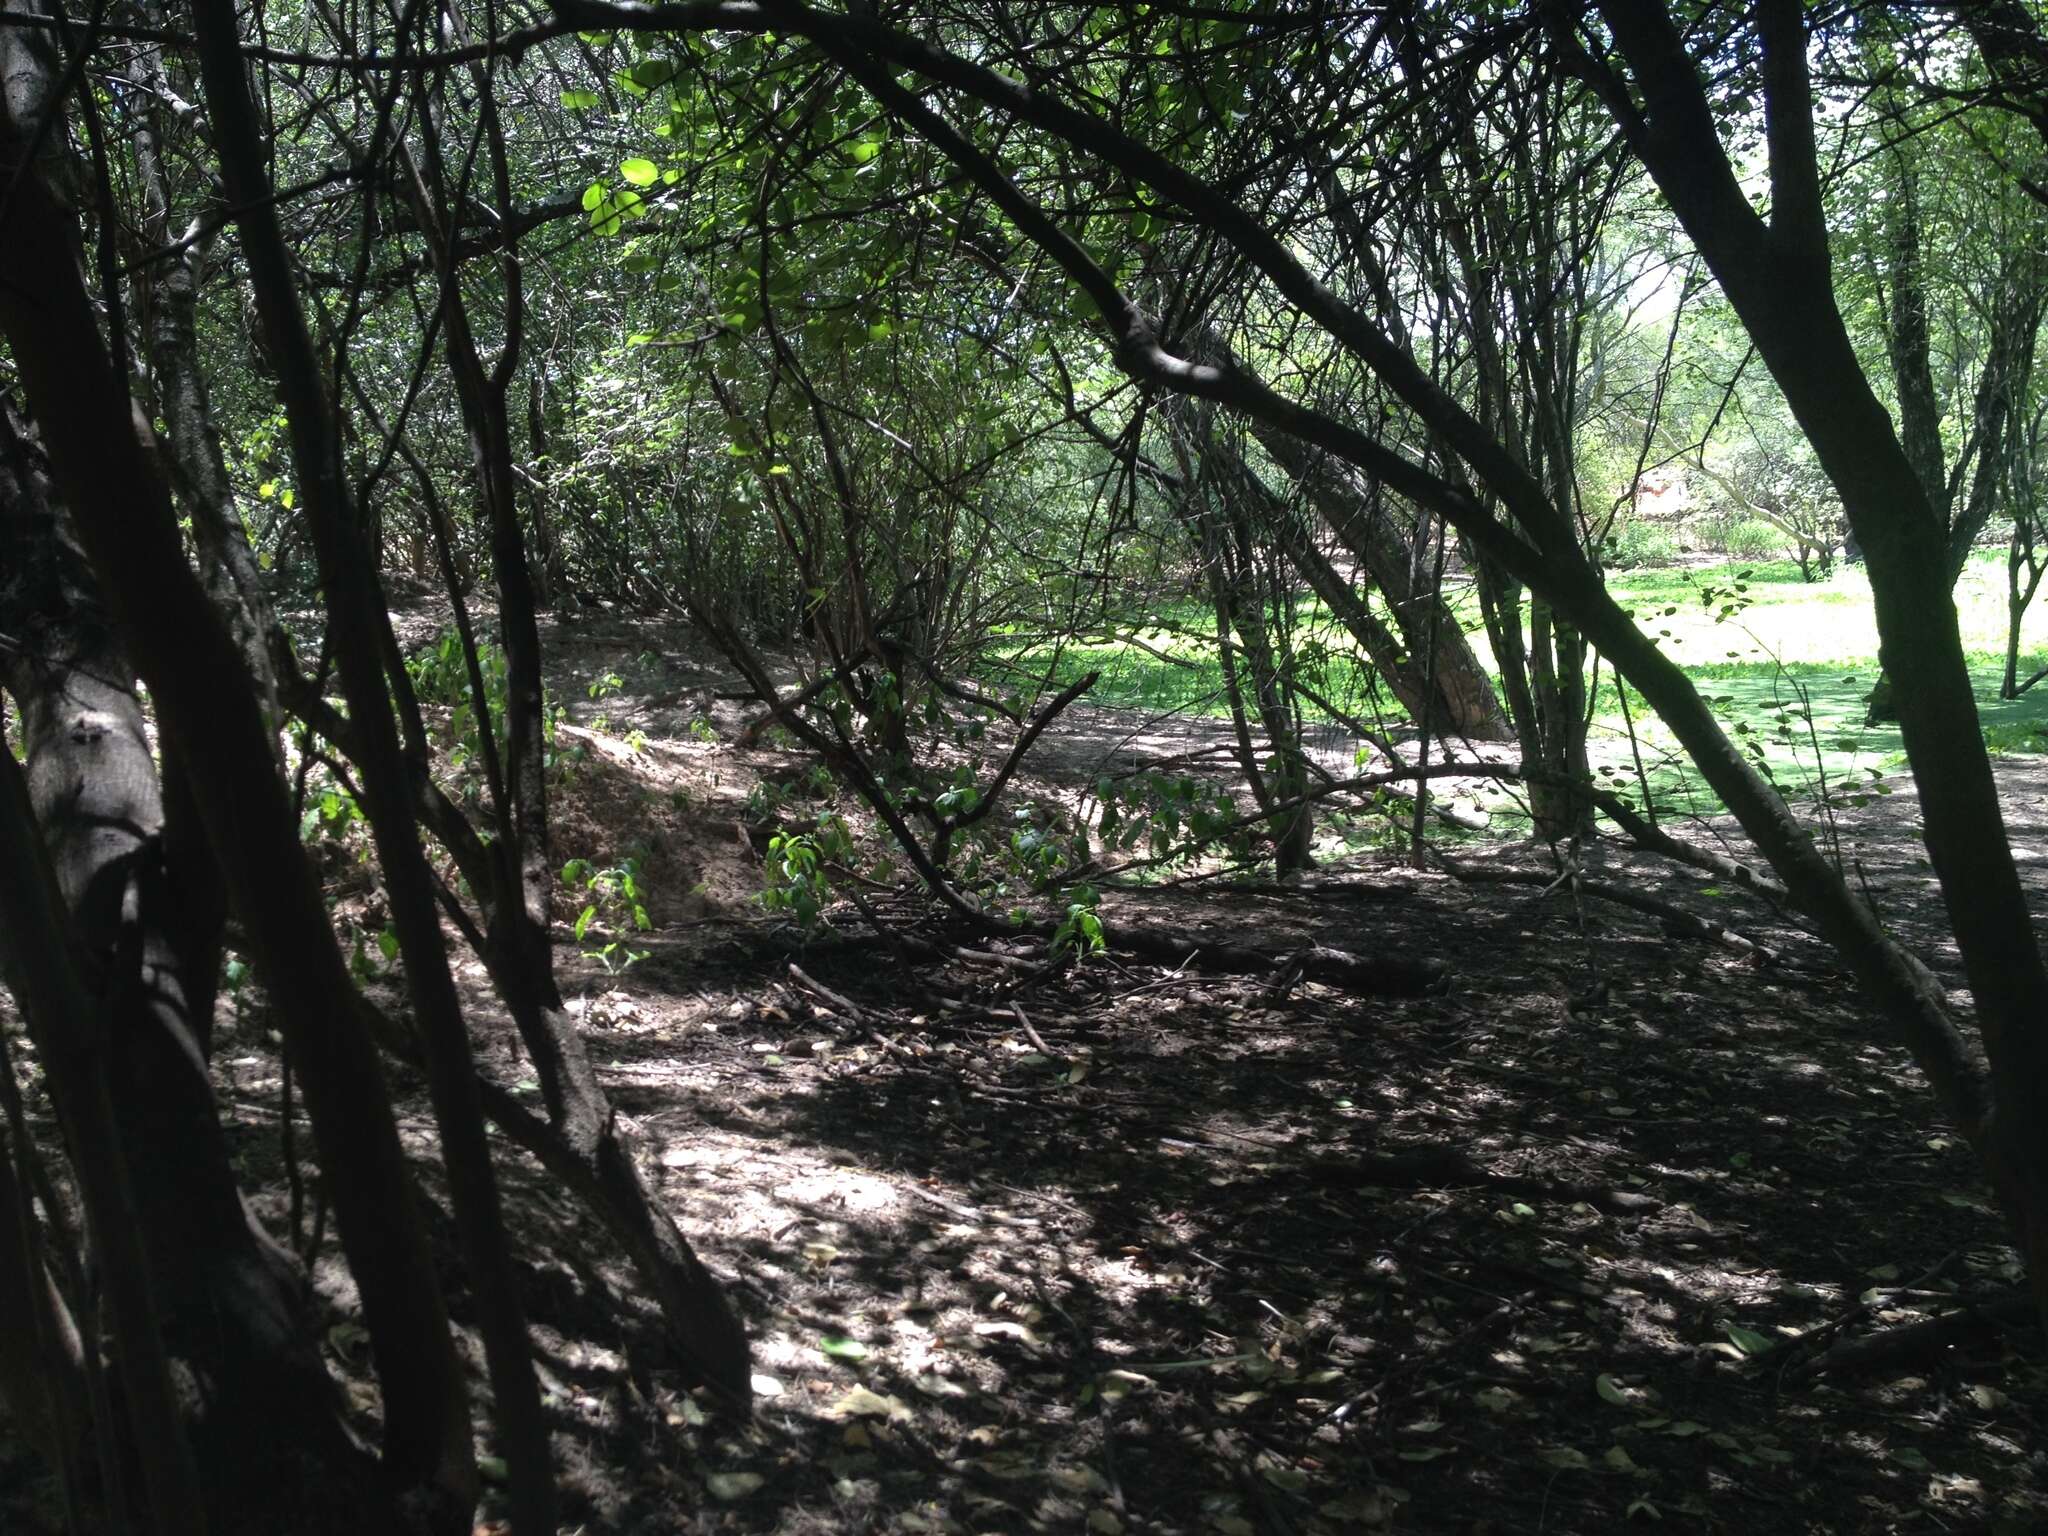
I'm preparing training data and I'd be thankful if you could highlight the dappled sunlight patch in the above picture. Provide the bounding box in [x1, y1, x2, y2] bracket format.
[278, 615, 2048, 1531]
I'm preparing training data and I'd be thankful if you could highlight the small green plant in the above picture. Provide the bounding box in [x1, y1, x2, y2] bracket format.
[407, 629, 512, 778]
[746, 763, 837, 823]
[759, 814, 852, 929]
[1095, 772, 1241, 865]
[687, 716, 719, 744]
[1007, 807, 1077, 883]
[299, 783, 360, 843]
[545, 700, 584, 780]
[560, 852, 653, 972]
[1604, 519, 1678, 569]
[294, 758, 368, 854]
[744, 779, 787, 821]
[1984, 719, 2048, 755]
[1050, 884, 1105, 959]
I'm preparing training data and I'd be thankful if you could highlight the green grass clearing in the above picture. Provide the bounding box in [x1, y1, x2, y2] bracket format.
[993, 552, 2048, 827]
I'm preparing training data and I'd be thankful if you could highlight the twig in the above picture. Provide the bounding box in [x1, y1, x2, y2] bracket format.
[788, 963, 863, 1022]
[1010, 1002, 1053, 1057]
[1794, 1289, 2034, 1379]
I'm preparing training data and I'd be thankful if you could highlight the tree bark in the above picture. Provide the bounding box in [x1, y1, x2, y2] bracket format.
[385, 31, 751, 1403]
[0, 15, 478, 1520]
[185, 2, 559, 1527]
[1, 402, 383, 1534]
[1583, 0, 2048, 1334]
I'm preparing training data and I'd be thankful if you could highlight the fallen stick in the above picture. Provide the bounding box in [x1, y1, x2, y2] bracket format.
[1011, 1003, 1055, 1059]
[788, 963, 864, 1022]
[1794, 1290, 2034, 1379]
[1107, 927, 1448, 996]
[1437, 856, 1790, 965]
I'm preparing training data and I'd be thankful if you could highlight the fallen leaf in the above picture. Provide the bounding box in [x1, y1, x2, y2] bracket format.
[830, 1386, 911, 1422]
[1724, 1323, 1774, 1357]
[1050, 1466, 1109, 1495]
[1320, 1488, 1391, 1524]
[706, 1471, 764, 1500]
[973, 1320, 1042, 1350]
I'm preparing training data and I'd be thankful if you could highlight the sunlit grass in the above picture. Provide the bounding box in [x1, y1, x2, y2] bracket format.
[990, 550, 2048, 824]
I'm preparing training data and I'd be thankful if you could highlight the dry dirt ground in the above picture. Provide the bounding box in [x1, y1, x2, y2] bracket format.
[4, 612, 2047, 1535]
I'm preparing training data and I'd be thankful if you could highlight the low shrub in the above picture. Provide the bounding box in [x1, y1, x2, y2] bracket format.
[1720, 519, 1785, 560]
[1604, 520, 1679, 568]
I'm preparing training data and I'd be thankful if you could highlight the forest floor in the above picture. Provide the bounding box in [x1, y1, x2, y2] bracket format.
[6, 608, 2048, 1535]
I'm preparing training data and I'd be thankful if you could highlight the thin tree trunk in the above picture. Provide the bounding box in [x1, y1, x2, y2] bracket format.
[393, 50, 751, 1402]
[0, 22, 478, 1522]
[186, 4, 559, 1527]
[1195, 326, 1510, 742]
[1587, 0, 2048, 1333]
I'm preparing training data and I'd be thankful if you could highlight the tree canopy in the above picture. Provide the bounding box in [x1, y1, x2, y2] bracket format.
[6, 1, 2048, 1531]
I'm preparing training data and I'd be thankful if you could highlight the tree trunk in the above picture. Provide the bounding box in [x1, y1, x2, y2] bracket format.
[1164, 401, 1316, 876]
[0, 24, 479, 1521]
[1588, 0, 2048, 1336]
[0, 404, 383, 1534]
[393, 64, 752, 1402]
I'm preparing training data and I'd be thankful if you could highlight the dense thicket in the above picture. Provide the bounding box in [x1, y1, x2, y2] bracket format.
[6, 1, 2048, 1530]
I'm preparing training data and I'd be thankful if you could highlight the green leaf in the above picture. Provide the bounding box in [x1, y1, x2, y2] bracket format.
[1595, 1373, 1630, 1407]
[581, 181, 605, 211]
[620, 157, 659, 187]
[377, 928, 400, 961]
[559, 88, 599, 109]
[1724, 1323, 1774, 1357]
[819, 1334, 869, 1361]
